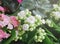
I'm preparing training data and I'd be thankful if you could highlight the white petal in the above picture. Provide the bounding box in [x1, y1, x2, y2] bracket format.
[7, 23, 13, 29]
[23, 24, 29, 30]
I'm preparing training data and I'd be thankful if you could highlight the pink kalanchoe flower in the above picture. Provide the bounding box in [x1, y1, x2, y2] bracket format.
[0, 29, 10, 41]
[0, 6, 4, 12]
[0, 14, 10, 28]
[17, 0, 23, 4]
[10, 16, 19, 28]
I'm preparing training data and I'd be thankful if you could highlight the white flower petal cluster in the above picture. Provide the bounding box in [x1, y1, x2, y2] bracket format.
[18, 10, 26, 19]
[22, 24, 29, 30]
[41, 19, 45, 24]
[35, 15, 41, 20]
[46, 19, 53, 27]
[51, 4, 60, 20]
[52, 11, 60, 19]
[25, 16, 35, 24]
[53, 4, 60, 11]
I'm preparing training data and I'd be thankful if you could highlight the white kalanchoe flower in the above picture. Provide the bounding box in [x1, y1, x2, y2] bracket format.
[35, 15, 41, 19]
[52, 11, 60, 19]
[46, 19, 51, 24]
[26, 9, 31, 15]
[25, 16, 35, 24]
[53, 4, 60, 10]
[22, 24, 29, 30]
[53, 4, 59, 9]
[18, 10, 26, 18]
[46, 19, 53, 27]
[41, 19, 45, 24]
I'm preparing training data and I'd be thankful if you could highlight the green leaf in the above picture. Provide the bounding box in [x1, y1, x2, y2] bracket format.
[27, 29, 37, 44]
[2, 29, 16, 44]
[21, 28, 37, 44]
[51, 20, 60, 32]
[43, 36, 54, 44]
[44, 27, 58, 41]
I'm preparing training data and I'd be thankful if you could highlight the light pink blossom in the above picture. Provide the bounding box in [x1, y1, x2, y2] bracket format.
[0, 29, 10, 41]
[0, 14, 10, 28]
[0, 6, 4, 12]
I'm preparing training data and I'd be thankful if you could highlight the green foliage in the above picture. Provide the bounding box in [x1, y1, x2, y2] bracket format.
[43, 27, 57, 41]
[43, 36, 54, 44]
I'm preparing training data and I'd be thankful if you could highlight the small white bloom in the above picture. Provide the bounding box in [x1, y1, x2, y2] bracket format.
[18, 11, 26, 18]
[26, 16, 35, 24]
[26, 9, 31, 15]
[53, 4, 59, 8]
[46, 19, 51, 24]
[46, 19, 53, 27]
[41, 19, 45, 24]
[35, 15, 41, 19]
[7, 23, 13, 29]
[22, 24, 29, 30]
[52, 11, 60, 19]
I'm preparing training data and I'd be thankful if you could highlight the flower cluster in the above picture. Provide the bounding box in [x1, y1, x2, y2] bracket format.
[16, 9, 46, 42]
[50, 4, 60, 20]
[46, 4, 60, 29]
[34, 28, 46, 42]
[17, 9, 46, 31]
[0, 14, 19, 29]
[0, 6, 19, 42]
[0, 0, 60, 44]
[0, 6, 46, 43]
[0, 5, 59, 44]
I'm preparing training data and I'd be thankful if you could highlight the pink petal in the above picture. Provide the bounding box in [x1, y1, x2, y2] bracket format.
[0, 21, 3, 28]
[0, 14, 10, 27]
[0, 6, 4, 12]
[17, 0, 23, 4]
[0, 29, 10, 39]
[10, 16, 19, 27]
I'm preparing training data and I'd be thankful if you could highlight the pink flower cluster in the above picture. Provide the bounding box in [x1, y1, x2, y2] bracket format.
[0, 6, 19, 41]
[0, 29, 10, 41]
[0, 6, 19, 29]
[0, 14, 19, 29]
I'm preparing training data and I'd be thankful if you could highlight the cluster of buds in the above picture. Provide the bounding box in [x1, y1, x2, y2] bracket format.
[34, 28, 46, 42]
